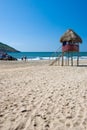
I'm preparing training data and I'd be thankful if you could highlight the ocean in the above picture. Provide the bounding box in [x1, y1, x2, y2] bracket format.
[8, 52, 87, 61]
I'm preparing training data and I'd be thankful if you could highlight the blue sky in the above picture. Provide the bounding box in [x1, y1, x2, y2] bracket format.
[0, 0, 87, 52]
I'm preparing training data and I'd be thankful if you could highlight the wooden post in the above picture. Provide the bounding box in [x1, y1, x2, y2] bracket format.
[77, 52, 79, 66]
[61, 52, 64, 66]
[68, 52, 69, 66]
[71, 52, 73, 66]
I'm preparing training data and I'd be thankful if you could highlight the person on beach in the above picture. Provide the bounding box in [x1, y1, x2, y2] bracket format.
[24, 56, 27, 61]
[21, 57, 23, 61]
[21, 56, 27, 61]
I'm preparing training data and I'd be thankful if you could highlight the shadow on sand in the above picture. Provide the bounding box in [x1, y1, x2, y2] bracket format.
[77, 65, 87, 67]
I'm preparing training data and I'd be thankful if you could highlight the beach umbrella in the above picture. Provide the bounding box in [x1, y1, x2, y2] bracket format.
[60, 29, 82, 43]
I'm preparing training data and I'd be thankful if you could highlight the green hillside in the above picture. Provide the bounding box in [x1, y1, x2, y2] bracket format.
[0, 42, 19, 52]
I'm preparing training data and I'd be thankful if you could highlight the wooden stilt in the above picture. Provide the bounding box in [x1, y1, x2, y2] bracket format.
[65, 52, 67, 66]
[65, 57, 67, 66]
[68, 52, 69, 66]
[77, 52, 79, 66]
[71, 53, 72, 66]
[71, 53, 73, 66]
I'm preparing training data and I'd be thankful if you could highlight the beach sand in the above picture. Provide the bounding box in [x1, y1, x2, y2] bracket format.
[0, 60, 87, 130]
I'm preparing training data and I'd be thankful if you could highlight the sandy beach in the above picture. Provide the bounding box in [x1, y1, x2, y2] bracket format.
[0, 60, 87, 130]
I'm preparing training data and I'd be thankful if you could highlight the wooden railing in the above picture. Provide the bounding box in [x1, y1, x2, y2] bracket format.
[49, 46, 62, 65]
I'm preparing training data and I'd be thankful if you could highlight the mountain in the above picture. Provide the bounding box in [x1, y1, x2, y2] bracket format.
[0, 42, 19, 52]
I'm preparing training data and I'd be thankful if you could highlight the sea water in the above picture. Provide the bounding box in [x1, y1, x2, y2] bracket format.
[8, 52, 87, 61]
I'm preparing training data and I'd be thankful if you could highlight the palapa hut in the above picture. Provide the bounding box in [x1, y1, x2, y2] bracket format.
[60, 29, 82, 52]
[60, 29, 82, 66]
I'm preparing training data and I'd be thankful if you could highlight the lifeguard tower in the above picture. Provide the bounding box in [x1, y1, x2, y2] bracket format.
[50, 29, 82, 66]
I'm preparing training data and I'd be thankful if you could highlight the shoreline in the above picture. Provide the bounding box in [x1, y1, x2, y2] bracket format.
[0, 58, 87, 67]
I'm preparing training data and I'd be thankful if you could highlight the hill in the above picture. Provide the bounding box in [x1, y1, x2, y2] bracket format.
[0, 42, 19, 52]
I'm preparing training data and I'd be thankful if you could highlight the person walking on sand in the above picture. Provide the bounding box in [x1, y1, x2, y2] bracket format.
[21, 57, 23, 61]
[24, 56, 27, 61]
[21, 56, 27, 61]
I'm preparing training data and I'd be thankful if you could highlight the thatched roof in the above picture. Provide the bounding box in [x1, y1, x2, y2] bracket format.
[60, 29, 82, 43]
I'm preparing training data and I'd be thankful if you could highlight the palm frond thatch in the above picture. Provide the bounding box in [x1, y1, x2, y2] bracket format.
[60, 29, 82, 43]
